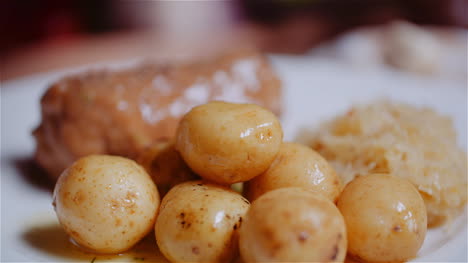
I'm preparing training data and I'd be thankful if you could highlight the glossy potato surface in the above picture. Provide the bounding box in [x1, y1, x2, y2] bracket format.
[53, 155, 160, 254]
[337, 174, 427, 262]
[137, 140, 198, 196]
[155, 180, 250, 263]
[239, 188, 347, 262]
[244, 142, 341, 202]
[175, 101, 283, 184]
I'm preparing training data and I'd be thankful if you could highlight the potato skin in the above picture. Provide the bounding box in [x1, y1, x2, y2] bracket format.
[239, 188, 347, 262]
[175, 101, 283, 184]
[137, 139, 198, 196]
[337, 174, 427, 262]
[52, 155, 160, 254]
[155, 180, 250, 263]
[244, 142, 341, 202]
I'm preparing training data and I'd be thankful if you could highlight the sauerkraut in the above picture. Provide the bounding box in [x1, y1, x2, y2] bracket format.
[308, 102, 467, 227]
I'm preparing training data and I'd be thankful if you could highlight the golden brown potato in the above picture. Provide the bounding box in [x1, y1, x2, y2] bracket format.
[337, 174, 427, 262]
[175, 101, 283, 185]
[137, 139, 198, 196]
[155, 180, 250, 263]
[244, 142, 341, 202]
[53, 155, 160, 254]
[239, 188, 347, 262]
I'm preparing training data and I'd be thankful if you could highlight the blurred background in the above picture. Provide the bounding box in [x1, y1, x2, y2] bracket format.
[1, 0, 467, 81]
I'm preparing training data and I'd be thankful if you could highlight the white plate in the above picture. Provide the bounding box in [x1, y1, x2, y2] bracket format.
[1, 55, 467, 262]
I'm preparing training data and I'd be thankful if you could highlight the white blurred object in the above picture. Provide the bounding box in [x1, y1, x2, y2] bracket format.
[156, 1, 235, 41]
[332, 29, 383, 67]
[320, 21, 467, 80]
[115, 1, 235, 42]
[384, 21, 442, 75]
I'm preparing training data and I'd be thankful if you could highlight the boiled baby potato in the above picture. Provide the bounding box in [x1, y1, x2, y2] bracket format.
[239, 187, 347, 262]
[155, 180, 250, 263]
[244, 142, 341, 202]
[137, 139, 198, 196]
[53, 155, 160, 254]
[337, 174, 427, 262]
[175, 101, 283, 184]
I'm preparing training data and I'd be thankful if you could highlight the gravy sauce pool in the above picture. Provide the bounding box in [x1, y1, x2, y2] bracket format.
[22, 212, 413, 262]
[23, 212, 168, 262]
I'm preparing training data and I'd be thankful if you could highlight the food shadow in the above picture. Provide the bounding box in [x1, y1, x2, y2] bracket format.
[12, 157, 55, 193]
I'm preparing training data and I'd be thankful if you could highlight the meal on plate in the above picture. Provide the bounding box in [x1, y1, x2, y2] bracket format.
[33, 49, 282, 180]
[35, 50, 465, 262]
[48, 98, 467, 262]
[307, 102, 467, 227]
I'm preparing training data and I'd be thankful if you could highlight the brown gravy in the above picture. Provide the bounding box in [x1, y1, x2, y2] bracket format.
[23, 215, 168, 262]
